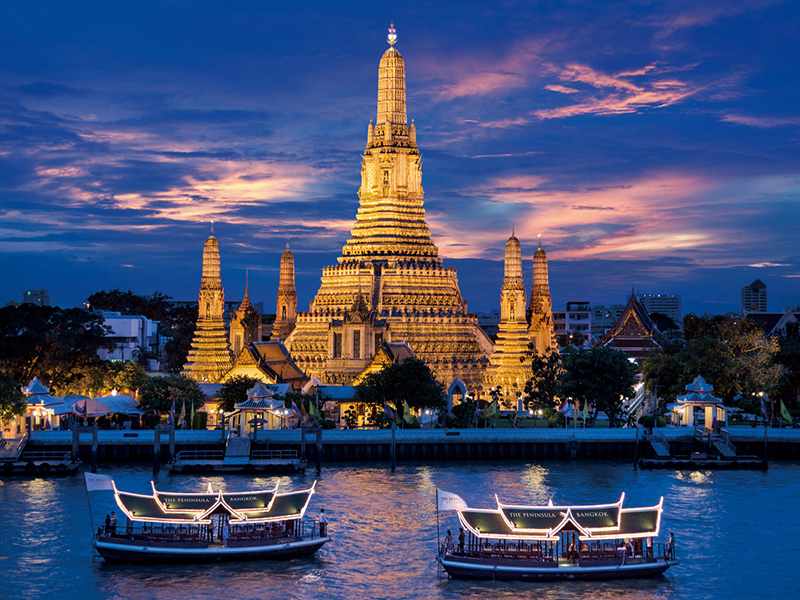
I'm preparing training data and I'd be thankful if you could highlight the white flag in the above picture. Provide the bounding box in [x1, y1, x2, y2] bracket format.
[85, 472, 114, 492]
[437, 489, 467, 511]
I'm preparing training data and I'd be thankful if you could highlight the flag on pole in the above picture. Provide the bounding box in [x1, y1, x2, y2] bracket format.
[472, 401, 480, 427]
[309, 399, 322, 423]
[190, 401, 195, 430]
[178, 400, 186, 427]
[383, 400, 395, 421]
[761, 397, 769, 422]
[437, 489, 468, 511]
[167, 400, 175, 425]
[84, 472, 114, 492]
[484, 399, 498, 419]
[291, 400, 303, 418]
[780, 400, 793, 424]
[403, 399, 415, 425]
[583, 400, 589, 423]
[711, 411, 718, 431]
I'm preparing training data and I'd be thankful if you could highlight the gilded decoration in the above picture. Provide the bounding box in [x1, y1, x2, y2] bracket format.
[284, 27, 491, 391]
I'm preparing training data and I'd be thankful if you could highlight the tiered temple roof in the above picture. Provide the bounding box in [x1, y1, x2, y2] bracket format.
[284, 27, 492, 390]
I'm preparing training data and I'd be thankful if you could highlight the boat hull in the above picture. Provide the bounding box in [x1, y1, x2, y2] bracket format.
[439, 555, 678, 582]
[94, 536, 329, 564]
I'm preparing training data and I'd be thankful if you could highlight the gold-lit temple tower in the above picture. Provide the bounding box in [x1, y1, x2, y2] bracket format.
[527, 236, 555, 353]
[271, 243, 297, 341]
[284, 25, 492, 389]
[182, 228, 233, 382]
[486, 231, 533, 398]
[230, 275, 261, 358]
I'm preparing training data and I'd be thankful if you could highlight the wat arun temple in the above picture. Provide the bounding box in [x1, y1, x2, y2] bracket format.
[184, 26, 554, 396]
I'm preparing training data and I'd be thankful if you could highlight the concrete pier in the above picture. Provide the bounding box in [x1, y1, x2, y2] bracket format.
[23, 427, 800, 464]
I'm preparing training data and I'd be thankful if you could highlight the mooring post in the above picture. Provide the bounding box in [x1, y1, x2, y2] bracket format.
[72, 426, 79, 462]
[301, 426, 306, 460]
[391, 420, 396, 470]
[91, 423, 98, 473]
[315, 426, 322, 473]
[168, 425, 175, 463]
[153, 426, 161, 474]
[634, 427, 640, 463]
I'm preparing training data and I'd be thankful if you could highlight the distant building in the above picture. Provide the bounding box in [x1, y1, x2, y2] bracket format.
[97, 311, 160, 363]
[553, 302, 591, 343]
[22, 288, 50, 306]
[591, 305, 625, 337]
[635, 294, 682, 326]
[476, 310, 500, 337]
[742, 279, 767, 312]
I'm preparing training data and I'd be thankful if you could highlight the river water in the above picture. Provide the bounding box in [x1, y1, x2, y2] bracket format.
[1, 460, 798, 600]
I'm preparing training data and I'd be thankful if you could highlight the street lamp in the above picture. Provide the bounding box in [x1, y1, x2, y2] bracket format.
[537, 409, 543, 428]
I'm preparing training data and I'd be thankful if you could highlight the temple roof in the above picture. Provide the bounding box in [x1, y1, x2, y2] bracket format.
[599, 295, 662, 359]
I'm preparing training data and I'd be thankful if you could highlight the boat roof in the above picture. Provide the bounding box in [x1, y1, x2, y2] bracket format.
[113, 480, 316, 524]
[458, 494, 663, 540]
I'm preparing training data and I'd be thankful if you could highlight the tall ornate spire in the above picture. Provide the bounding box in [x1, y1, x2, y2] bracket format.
[272, 242, 297, 341]
[528, 236, 554, 353]
[377, 23, 406, 127]
[340, 26, 437, 264]
[183, 232, 233, 382]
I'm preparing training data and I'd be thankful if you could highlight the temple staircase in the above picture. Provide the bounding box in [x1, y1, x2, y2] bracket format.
[648, 430, 671, 458]
[223, 436, 251, 465]
[0, 434, 27, 460]
[371, 272, 382, 313]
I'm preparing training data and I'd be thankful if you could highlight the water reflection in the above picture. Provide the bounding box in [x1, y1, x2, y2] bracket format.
[0, 461, 797, 600]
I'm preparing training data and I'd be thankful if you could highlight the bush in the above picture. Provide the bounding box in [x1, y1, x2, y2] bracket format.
[321, 419, 336, 430]
[191, 412, 208, 430]
[144, 413, 162, 429]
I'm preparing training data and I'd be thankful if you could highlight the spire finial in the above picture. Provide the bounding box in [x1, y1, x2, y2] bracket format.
[210, 220, 214, 235]
[286, 241, 290, 250]
[387, 22, 397, 46]
[538, 233, 541, 248]
[512, 221, 515, 236]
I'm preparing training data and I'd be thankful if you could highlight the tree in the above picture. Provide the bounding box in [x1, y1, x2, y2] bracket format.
[0, 372, 26, 423]
[522, 348, 563, 412]
[161, 305, 198, 373]
[650, 312, 679, 332]
[86, 289, 172, 322]
[0, 304, 113, 395]
[560, 347, 636, 426]
[354, 358, 445, 421]
[107, 361, 149, 396]
[217, 375, 261, 413]
[138, 374, 205, 414]
[642, 313, 782, 403]
[774, 322, 800, 408]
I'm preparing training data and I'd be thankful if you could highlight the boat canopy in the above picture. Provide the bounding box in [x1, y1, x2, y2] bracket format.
[113, 480, 316, 524]
[458, 494, 663, 541]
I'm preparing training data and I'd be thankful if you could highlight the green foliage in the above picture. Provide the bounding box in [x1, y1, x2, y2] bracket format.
[544, 406, 565, 428]
[0, 372, 26, 422]
[451, 399, 478, 428]
[354, 357, 445, 419]
[560, 347, 636, 427]
[191, 411, 208, 430]
[161, 307, 198, 373]
[0, 304, 113, 395]
[522, 348, 562, 412]
[642, 312, 783, 404]
[217, 375, 261, 413]
[86, 289, 173, 321]
[107, 361, 148, 395]
[138, 374, 205, 414]
[321, 419, 336, 430]
[773, 321, 800, 408]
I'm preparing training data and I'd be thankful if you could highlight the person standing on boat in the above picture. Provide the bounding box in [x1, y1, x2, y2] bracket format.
[458, 528, 465, 554]
[319, 508, 327, 537]
[222, 522, 230, 548]
[445, 530, 454, 555]
[109, 511, 117, 535]
[668, 532, 675, 560]
[646, 535, 653, 558]
[104, 514, 111, 535]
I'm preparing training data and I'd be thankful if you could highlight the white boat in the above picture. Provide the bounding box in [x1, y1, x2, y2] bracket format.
[437, 491, 678, 581]
[92, 478, 329, 563]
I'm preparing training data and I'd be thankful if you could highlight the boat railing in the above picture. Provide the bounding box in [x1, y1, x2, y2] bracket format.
[173, 450, 224, 463]
[250, 449, 299, 461]
[19, 450, 72, 463]
[443, 538, 675, 563]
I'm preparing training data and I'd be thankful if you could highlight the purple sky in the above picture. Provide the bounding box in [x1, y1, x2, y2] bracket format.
[1, 1, 799, 317]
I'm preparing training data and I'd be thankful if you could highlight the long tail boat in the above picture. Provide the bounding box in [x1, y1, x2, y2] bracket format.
[436, 491, 678, 581]
[91, 477, 329, 563]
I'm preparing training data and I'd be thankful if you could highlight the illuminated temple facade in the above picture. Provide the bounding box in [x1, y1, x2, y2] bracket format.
[182, 230, 233, 383]
[284, 30, 493, 389]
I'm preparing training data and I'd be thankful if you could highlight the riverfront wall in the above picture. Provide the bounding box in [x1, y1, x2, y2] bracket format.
[24, 427, 800, 464]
